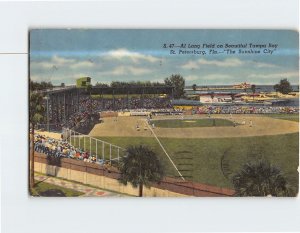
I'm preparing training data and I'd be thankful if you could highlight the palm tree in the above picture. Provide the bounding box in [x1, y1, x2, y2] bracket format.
[232, 159, 296, 197]
[192, 84, 197, 94]
[230, 93, 235, 103]
[119, 145, 164, 197]
[210, 92, 215, 103]
[29, 92, 45, 190]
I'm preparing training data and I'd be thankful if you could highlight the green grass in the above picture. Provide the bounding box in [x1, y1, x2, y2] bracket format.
[151, 118, 235, 128]
[31, 180, 84, 197]
[94, 133, 299, 190]
[264, 114, 299, 122]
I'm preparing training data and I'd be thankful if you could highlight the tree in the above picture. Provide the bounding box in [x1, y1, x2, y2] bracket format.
[30, 79, 53, 91]
[210, 92, 215, 103]
[119, 145, 164, 197]
[274, 78, 293, 94]
[192, 84, 197, 94]
[164, 74, 185, 99]
[95, 82, 109, 88]
[29, 92, 45, 191]
[230, 93, 235, 102]
[232, 159, 296, 197]
[251, 84, 256, 101]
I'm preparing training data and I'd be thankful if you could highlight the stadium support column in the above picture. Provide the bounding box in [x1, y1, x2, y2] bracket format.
[113, 89, 115, 111]
[51, 94, 54, 123]
[56, 94, 59, 123]
[60, 94, 63, 122]
[141, 88, 144, 108]
[60, 94, 63, 123]
[63, 92, 66, 123]
[127, 90, 129, 109]
[71, 91, 74, 114]
[66, 92, 70, 120]
[67, 92, 70, 116]
[47, 96, 49, 131]
[44, 95, 50, 132]
[77, 89, 79, 112]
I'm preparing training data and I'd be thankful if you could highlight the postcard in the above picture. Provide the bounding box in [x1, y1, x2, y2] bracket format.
[29, 29, 299, 197]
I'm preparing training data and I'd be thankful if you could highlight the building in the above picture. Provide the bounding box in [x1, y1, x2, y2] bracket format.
[76, 77, 91, 88]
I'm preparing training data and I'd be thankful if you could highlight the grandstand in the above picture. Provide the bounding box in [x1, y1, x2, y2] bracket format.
[36, 82, 175, 133]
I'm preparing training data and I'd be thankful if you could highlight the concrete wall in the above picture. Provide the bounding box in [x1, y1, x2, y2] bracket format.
[34, 153, 234, 197]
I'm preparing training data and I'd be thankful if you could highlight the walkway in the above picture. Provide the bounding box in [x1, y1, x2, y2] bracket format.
[35, 174, 125, 197]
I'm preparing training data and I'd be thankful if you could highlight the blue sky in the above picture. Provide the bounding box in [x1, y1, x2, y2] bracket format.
[30, 29, 299, 86]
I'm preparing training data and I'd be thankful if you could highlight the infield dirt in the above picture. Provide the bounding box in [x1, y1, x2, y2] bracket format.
[89, 114, 299, 139]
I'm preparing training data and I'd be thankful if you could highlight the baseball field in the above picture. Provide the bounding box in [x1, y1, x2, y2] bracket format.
[84, 114, 299, 189]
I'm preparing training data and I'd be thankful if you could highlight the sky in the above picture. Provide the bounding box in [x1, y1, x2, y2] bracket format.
[30, 29, 299, 86]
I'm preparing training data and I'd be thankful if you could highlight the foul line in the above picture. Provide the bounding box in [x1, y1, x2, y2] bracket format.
[146, 120, 185, 181]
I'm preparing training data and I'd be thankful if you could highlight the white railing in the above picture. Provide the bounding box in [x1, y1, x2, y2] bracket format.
[62, 127, 126, 164]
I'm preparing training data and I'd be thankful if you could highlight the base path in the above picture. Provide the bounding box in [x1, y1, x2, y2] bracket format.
[35, 174, 125, 197]
[89, 114, 299, 139]
[146, 120, 185, 181]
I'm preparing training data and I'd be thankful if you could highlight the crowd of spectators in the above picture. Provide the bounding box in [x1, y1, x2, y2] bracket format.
[43, 94, 298, 132]
[47, 96, 97, 130]
[34, 134, 100, 164]
[46, 96, 172, 128]
[195, 106, 299, 114]
[88, 96, 172, 111]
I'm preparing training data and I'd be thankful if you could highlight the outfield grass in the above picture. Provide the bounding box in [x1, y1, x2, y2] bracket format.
[94, 133, 299, 190]
[150, 118, 235, 128]
[31, 180, 84, 197]
[264, 114, 299, 122]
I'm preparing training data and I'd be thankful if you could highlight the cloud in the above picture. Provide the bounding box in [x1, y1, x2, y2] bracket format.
[51, 55, 76, 65]
[70, 61, 95, 69]
[103, 48, 160, 63]
[198, 58, 244, 67]
[181, 58, 278, 69]
[181, 61, 199, 69]
[202, 74, 232, 81]
[254, 62, 278, 68]
[100, 65, 152, 76]
[30, 55, 95, 69]
[185, 75, 200, 81]
[182, 58, 244, 69]
[248, 71, 298, 79]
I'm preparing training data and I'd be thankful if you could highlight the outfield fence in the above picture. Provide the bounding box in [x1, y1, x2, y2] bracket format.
[62, 127, 126, 164]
